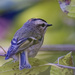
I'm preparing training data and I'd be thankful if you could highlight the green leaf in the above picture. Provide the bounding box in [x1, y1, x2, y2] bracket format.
[67, 0, 75, 17]
[0, 58, 49, 75]
[50, 52, 74, 75]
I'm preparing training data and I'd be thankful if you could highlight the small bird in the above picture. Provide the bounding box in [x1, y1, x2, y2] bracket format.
[5, 18, 52, 70]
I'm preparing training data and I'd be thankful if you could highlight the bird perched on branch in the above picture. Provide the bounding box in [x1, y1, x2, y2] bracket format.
[4, 18, 52, 70]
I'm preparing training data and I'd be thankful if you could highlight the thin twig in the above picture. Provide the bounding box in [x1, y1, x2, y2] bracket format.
[0, 54, 6, 57]
[43, 63, 75, 70]
[32, 63, 75, 70]
[0, 46, 7, 53]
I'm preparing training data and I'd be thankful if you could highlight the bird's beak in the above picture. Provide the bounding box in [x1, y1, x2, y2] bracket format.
[47, 24, 52, 27]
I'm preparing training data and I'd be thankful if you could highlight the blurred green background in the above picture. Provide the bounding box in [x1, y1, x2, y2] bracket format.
[0, 0, 75, 75]
[0, 0, 75, 46]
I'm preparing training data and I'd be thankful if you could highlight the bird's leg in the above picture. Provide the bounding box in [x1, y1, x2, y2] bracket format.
[19, 50, 31, 70]
[0, 46, 6, 57]
[25, 50, 31, 68]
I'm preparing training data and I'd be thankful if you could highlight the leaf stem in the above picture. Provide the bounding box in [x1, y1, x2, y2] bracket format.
[43, 63, 75, 70]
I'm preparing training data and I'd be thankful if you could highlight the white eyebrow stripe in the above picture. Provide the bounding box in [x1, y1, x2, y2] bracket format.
[35, 20, 46, 25]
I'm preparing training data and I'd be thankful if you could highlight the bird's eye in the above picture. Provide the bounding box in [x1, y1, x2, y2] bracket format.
[41, 23, 45, 27]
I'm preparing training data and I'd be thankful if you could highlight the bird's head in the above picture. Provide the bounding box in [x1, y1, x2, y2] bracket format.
[25, 18, 52, 36]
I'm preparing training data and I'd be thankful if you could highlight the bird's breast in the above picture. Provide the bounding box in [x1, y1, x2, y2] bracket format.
[28, 37, 44, 57]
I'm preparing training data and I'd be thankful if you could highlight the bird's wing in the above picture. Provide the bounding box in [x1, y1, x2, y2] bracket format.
[17, 37, 38, 52]
[5, 37, 38, 60]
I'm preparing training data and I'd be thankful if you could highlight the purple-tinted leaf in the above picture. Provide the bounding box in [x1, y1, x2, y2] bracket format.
[58, 0, 71, 13]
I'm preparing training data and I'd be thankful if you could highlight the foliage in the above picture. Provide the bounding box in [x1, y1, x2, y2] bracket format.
[0, 52, 74, 75]
[50, 52, 74, 75]
[0, 58, 49, 75]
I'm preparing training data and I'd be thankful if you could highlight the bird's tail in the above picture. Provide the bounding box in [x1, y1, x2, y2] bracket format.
[19, 51, 31, 70]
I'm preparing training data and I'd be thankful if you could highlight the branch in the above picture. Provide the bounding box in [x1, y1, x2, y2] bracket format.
[40, 45, 75, 51]
[0, 45, 75, 55]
